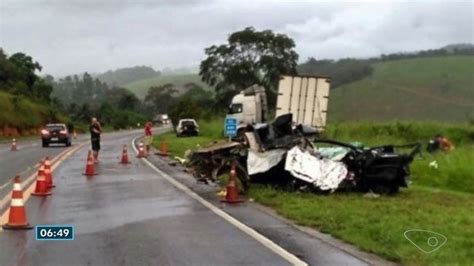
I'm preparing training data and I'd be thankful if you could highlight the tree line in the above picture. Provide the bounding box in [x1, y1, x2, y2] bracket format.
[96, 66, 161, 87]
[375, 44, 474, 62]
[144, 82, 215, 125]
[49, 74, 147, 129]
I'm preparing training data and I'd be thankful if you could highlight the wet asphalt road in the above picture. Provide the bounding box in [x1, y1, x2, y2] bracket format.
[0, 138, 72, 185]
[0, 129, 293, 266]
[0, 135, 91, 206]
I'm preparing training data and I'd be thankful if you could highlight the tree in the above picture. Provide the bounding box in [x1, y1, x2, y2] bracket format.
[0, 50, 53, 101]
[144, 84, 178, 114]
[181, 83, 215, 108]
[199, 27, 298, 108]
[169, 97, 204, 126]
[0, 49, 18, 91]
[8, 52, 42, 90]
[31, 79, 53, 102]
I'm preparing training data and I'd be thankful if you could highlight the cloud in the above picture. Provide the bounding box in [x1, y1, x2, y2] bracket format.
[0, 0, 472, 77]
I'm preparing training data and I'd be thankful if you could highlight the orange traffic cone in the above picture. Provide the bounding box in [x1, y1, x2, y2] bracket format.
[31, 163, 51, 197]
[221, 162, 244, 204]
[2, 175, 33, 230]
[44, 156, 55, 188]
[158, 141, 169, 156]
[137, 141, 146, 158]
[11, 138, 17, 151]
[120, 145, 130, 164]
[83, 150, 97, 176]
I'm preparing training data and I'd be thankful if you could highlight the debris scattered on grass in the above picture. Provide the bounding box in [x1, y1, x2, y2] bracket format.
[429, 160, 439, 169]
[363, 191, 381, 198]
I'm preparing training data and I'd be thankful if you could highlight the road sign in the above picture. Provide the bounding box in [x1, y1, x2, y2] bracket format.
[224, 117, 239, 137]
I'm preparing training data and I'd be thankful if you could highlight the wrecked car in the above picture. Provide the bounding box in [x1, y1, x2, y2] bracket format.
[309, 140, 420, 194]
[186, 113, 420, 195]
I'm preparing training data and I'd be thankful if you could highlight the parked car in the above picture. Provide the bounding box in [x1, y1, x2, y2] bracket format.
[41, 123, 72, 147]
[176, 119, 199, 137]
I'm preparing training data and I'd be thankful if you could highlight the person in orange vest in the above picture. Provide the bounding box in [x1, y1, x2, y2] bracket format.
[439, 135, 454, 152]
[144, 121, 153, 154]
[427, 134, 454, 153]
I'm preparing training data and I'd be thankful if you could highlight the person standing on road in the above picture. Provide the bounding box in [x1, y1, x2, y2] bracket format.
[144, 121, 153, 154]
[90, 117, 102, 163]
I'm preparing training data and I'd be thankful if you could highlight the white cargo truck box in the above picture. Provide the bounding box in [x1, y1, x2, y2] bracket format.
[276, 75, 331, 130]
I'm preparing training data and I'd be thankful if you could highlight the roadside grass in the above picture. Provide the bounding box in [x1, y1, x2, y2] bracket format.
[152, 119, 224, 158]
[325, 121, 473, 145]
[411, 146, 474, 193]
[248, 185, 474, 265]
[153, 119, 473, 265]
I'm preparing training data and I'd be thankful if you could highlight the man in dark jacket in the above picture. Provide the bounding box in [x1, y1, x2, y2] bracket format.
[90, 117, 102, 163]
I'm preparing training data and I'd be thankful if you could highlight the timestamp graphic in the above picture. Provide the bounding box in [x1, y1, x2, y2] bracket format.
[35, 225, 74, 241]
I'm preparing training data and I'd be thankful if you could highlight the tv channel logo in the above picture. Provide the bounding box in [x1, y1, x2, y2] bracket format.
[404, 229, 447, 253]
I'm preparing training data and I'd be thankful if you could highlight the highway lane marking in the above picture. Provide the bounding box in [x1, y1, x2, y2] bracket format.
[0, 146, 70, 192]
[132, 137, 307, 266]
[0, 142, 87, 232]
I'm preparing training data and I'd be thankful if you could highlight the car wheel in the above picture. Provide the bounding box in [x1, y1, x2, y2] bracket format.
[42, 141, 49, 148]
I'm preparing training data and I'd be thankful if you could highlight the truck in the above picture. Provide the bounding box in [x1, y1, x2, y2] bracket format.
[153, 114, 170, 125]
[227, 74, 331, 136]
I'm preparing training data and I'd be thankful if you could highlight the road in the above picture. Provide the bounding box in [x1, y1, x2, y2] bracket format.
[0, 134, 91, 208]
[0, 129, 384, 266]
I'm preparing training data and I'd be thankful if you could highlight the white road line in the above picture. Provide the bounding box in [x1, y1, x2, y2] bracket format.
[132, 137, 307, 266]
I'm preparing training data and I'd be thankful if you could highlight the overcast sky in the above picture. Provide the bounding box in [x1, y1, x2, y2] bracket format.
[0, 0, 472, 77]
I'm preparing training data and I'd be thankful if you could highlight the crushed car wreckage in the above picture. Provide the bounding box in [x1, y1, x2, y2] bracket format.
[186, 114, 421, 195]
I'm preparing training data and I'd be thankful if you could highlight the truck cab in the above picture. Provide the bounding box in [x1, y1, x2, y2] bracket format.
[228, 85, 268, 133]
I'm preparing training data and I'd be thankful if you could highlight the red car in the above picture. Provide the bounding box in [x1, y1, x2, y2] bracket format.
[41, 123, 72, 147]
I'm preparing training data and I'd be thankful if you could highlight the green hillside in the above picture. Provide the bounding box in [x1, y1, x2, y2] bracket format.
[329, 56, 474, 122]
[0, 91, 65, 135]
[124, 73, 212, 99]
[95, 66, 160, 87]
